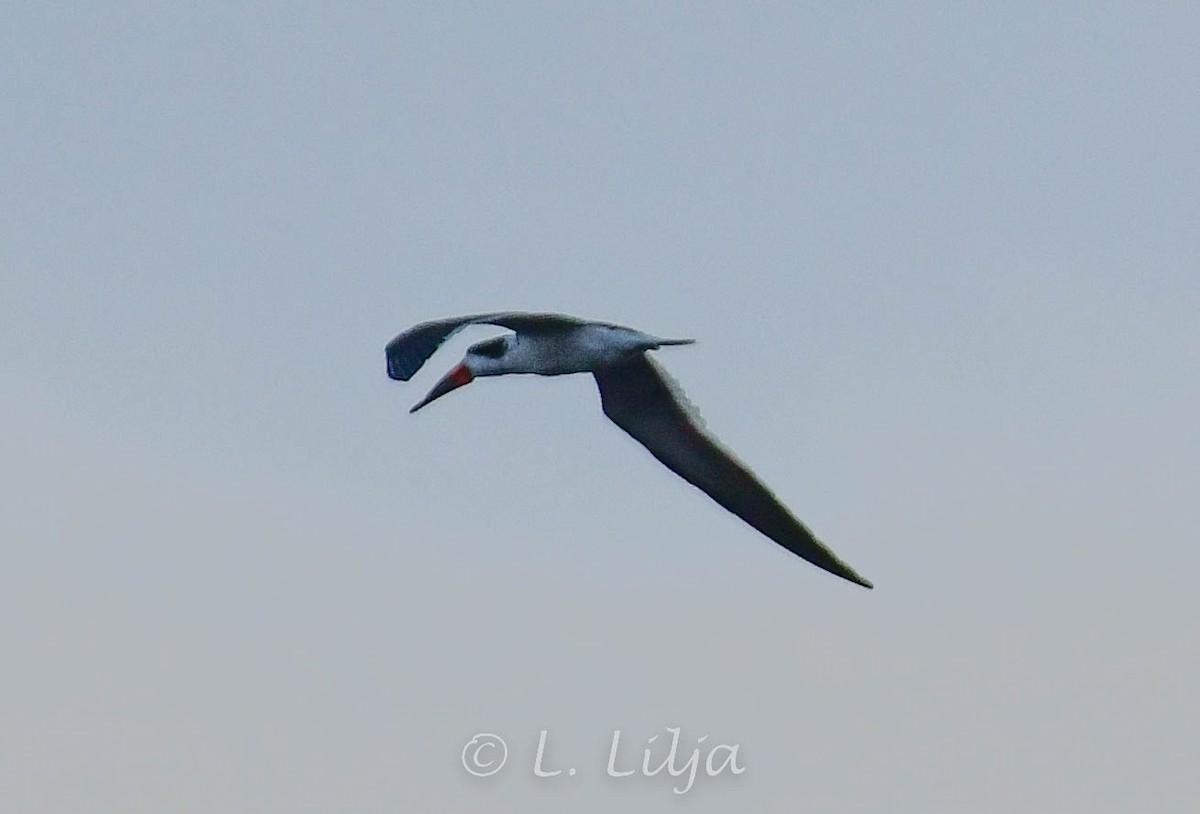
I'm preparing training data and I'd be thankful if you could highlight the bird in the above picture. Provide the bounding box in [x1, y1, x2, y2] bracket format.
[385, 312, 872, 589]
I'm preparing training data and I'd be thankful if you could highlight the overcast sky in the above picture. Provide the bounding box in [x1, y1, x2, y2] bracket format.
[2, 3, 1197, 812]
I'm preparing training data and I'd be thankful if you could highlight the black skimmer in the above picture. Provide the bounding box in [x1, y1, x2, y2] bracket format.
[386, 312, 872, 589]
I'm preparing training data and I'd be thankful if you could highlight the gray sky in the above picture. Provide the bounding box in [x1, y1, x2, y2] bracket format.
[2, 3, 1197, 811]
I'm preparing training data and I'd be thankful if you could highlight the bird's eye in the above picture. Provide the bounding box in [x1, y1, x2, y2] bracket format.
[472, 338, 507, 359]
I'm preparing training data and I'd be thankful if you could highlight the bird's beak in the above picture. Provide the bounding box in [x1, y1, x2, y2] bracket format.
[409, 363, 474, 413]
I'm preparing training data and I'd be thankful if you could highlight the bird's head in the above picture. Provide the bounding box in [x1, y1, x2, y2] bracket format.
[408, 335, 515, 413]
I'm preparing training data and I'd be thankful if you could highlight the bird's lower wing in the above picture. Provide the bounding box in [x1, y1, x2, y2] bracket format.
[593, 355, 872, 589]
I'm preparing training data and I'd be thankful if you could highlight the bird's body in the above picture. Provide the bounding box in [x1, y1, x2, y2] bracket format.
[386, 312, 872, 589]
[480, 323, 667, 374]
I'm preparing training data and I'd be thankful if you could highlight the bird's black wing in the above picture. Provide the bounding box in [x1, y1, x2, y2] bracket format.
[385, 312, 589, 381]
[594, 354, 873, 589]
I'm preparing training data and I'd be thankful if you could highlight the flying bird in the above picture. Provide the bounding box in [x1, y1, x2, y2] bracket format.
[385, 312, 872, 589]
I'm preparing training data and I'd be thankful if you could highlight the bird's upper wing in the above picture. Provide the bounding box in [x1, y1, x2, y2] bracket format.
[593, 354, 873, 589]
[385, 312, 590, 381]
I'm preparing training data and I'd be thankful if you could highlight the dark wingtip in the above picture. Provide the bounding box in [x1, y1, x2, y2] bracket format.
[385, 344, 405, 381]
[385, 333, 424, 381]
[837, 566, 873, 590]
